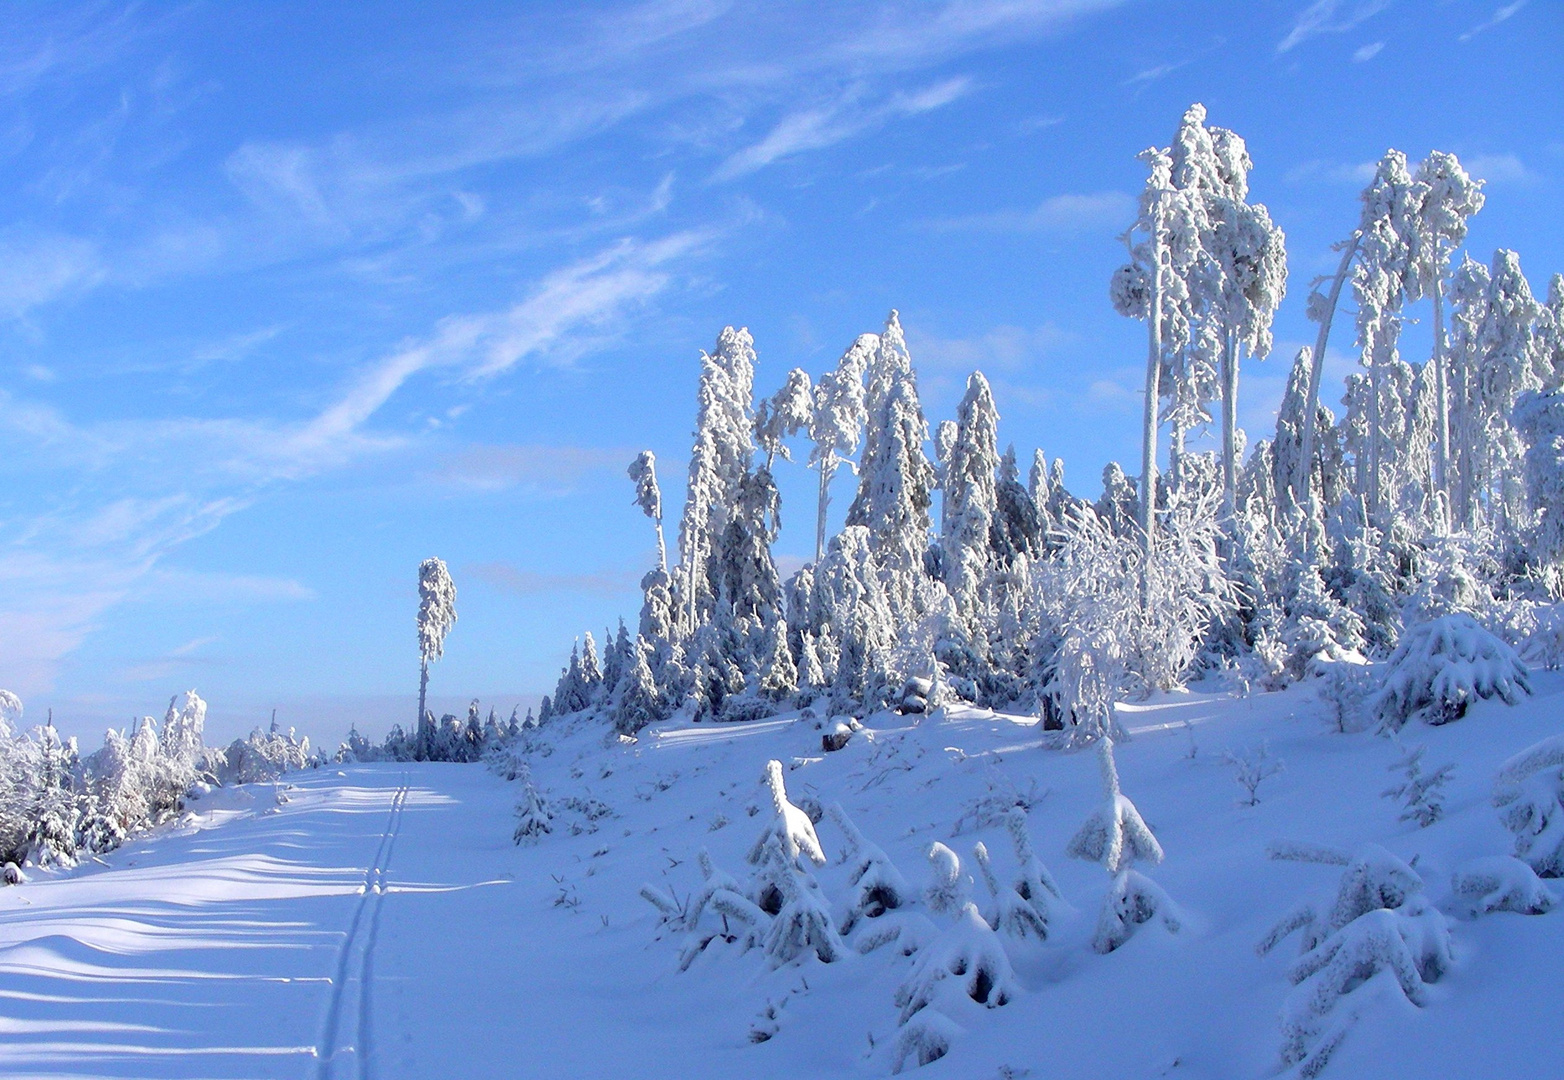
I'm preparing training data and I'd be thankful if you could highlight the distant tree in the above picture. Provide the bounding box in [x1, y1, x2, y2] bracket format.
[627, 451, 666, 572]
[416, 558, 457, 731]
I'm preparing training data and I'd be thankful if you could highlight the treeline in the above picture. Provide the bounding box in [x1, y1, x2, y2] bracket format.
[532, 103, 1564, 743]
[0, 690, 313, 873]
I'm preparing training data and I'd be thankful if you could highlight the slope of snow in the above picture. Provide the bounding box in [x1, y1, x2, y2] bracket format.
[2, 674, 1561, 1078]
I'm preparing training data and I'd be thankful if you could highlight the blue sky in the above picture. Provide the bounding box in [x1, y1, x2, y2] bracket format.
[0, 0, 1558, 746]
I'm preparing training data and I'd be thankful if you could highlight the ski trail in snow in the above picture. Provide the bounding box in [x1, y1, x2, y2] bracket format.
[314, 776, 408, 1080]
[357, 773, 408, 1080]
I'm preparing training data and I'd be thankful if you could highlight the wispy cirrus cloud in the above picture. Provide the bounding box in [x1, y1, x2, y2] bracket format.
[712, 77, 972, 181]
[920, 190, 1134, 234]
[1460, 0, 1527, 42]
[430, 445, 632, 495]
[1277, 0, 1391, 54]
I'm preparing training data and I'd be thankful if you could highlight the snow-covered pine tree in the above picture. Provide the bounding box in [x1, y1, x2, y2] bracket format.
[1513, 388, 1564, 585]
[676, 327, 758, 637]
[613, 637, 662, 736]
[847, 312, 936, 624]
[756, 368, 813, 470]
[1473, 249, 1545, 535]
[416, 557, 457, 731]
[808, 334, 874, 564]
[1067, 737, 1178, 952]
[1409, 152, 1484, 499]
[627, 450, 667, 572]
[941, 372, 1000, 623]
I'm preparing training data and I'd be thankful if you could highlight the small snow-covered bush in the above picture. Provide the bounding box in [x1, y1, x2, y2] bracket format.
[828, 803, 909, 933]
[1450, 855, 1557, 916]
[922, 842, 971, 916]
[893, 902, 1020, 1023]
[889, 1008, 960, 1074]
[756, 835, 843, 967]
[1259, 841, 1452, 1076]
[1223, 742, 1284, 806]
[1093, 868, 1182, 954]
[1520, 603, 1564, 670]
[1371, 613, 1531, 730]
[1004, 809, 1062, 919]
[972, 841, 1047, 941]
[1492, 735, 1564, 876]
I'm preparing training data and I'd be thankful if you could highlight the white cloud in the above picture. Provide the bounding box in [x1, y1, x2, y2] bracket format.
[713, 77, 973, 181]
[1284, 159, 1376, 185]
[923, 190, 1134, 233]
[1460, 0, 1527, 42]
[1463, 153, 1538, 185]
[0, 234, 104, 319]
[1352, 41, 1384, 61]
[430, 444, 632, 494]
[1277, 0, 1390, 54]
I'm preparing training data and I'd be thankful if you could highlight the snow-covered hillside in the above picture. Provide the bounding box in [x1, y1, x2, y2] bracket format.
[2, 674, 1559, 1079]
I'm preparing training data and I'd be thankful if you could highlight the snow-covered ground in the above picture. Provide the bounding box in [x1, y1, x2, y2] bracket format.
[3, 674, 1561, 1079]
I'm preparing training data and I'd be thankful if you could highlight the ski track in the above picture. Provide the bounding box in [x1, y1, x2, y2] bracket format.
[314, 776, 407, 1080]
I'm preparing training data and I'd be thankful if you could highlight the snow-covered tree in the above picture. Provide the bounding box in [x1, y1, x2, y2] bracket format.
[1513, 388, 1564, 584]
[1492, 735, 1564, 876]
[1371, 612, 1530, 729]
[627, 451, 666, 572]
[941, 372, 1000, 622]
[847, 312, 936, 623]
[756, 368, 813, 470]
[416, 557, 457, 730]
[808, 334, 874, 564]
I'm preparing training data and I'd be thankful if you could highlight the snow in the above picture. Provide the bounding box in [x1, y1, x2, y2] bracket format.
[1, 674, 1560, 1078]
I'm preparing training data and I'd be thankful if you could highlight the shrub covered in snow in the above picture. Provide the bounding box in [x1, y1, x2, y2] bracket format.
[1382, 743, 1453, 827]
[1259, 841, 1452, 1076]
[893, 902, 1020, 1023]
[1371, 613, 1531, 730]
[828, 802, 909, 933]
[1492, 735, 1564, 876]
[1450, 855, 1557, 916]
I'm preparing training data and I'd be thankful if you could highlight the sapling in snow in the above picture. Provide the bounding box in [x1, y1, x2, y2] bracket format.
[921, 842, 971, 917]
[971, 841, 1047, 941]
[893, 902, 1021, 1025]
[827, 802, 909, 933]
[756, 834, 843, 967]
[1223, 742, 1285, 806]
[1067, 737, 1177, 952]
[1258, 841, 1452, 1076]
[1005, 809, 1062, 921]
[747, 759, 827, 870]
[513, 770, 552, 845]
[1382, 743, 1453, 827]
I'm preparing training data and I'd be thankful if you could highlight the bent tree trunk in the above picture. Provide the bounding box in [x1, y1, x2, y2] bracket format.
[1295, 233, 1362, 526]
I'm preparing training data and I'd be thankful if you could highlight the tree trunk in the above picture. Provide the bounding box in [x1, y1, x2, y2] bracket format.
[1367, 335, 1383, 523]
[1431, 278, 1450, 519]
[1221, 329, 1239, 516]
[815, 456, 835, 565]
[1296, 234, 1361, 519]
[1138, 201, 1164, 606]
[654, 522, 667, 574]
[417, 659, 429, 732]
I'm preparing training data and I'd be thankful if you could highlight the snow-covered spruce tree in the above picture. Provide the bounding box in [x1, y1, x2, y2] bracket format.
[1257, 842, 1451, 1077]
[972, 841, 1047, 941]
[1472, 249, 1546, 536]
[941, 372, 999, 625]
[1409, 152, 1484, 499]
[416, 557, 457, 734]
[847, 311, 936, 625]
[1513, 388, 1564, 587]
[1371, 612, 1530, 729]
[627, 450, 667, 573]
[612, 637, 663, 736]
[1382, 743, 1453, 827]
[1540, 273, 1564, 390]
[1446, 252, 1492, 526]
[808, 333, 874, 564]
[755, 367, 813, 471]
[1067, 737, 1177, 952]
[1450, 855, 1557, 917]
[25, 722, 79, 869]
[756, 833, 844, 967]
[1005, 809, 1062, 924]
[675, 326, 758, 638]
[747, 759, 827, 873]
[1492, 735, 1564, 876]
[513, 767, 552, 845]
[810, 525, 896, 708]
